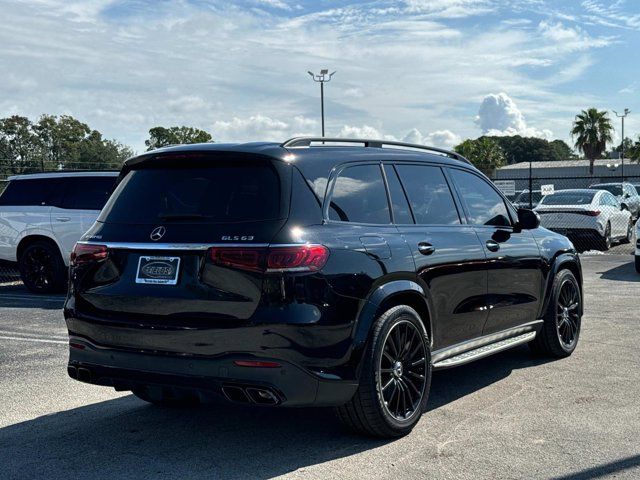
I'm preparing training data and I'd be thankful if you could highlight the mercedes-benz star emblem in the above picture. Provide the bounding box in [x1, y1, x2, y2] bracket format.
[150, 226, 166, 241]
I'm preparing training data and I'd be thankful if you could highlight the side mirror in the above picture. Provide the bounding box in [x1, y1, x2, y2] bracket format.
[517, 208, 540, 230]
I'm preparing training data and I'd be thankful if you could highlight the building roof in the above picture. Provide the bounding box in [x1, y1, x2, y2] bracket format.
[499, 159, 625, 170]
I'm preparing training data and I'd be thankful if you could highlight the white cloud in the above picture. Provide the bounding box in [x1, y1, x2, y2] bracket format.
[476, 93, 552, 139]
[404, 0, 494, 18]
[0, 0, 627, 151]
[402, 128, 461, 148]
[211, 114, 317, 142]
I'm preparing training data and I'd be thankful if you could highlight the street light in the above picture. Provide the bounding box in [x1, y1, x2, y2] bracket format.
[613, 108, 630, 181]
[308, 69, 336, 137]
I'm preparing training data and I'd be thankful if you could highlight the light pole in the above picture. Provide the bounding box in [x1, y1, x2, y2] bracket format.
[308, 69, 336, 137]
[613, 108, 630, 181]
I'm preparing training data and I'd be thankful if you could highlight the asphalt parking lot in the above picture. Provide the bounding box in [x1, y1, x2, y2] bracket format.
[0, 255, 638, 480]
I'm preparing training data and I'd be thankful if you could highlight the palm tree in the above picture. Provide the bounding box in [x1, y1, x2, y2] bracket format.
[571, 108, 614, 175]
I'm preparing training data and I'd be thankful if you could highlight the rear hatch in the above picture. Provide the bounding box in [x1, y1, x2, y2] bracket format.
[536, 206, 600, 230]
[69, 152, 294, 326]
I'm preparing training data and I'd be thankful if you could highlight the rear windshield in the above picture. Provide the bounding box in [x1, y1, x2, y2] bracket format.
[590, 185, 622, 196]
[539, 191, 596, 205]
[99, 165, 282, 224]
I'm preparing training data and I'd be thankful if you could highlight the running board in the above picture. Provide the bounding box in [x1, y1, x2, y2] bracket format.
[432, 331, 537, 370]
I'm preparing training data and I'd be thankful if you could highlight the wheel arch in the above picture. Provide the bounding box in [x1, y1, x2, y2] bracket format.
[17, 234, 66, 265]
[351, 280, 434, 368]
[541, 253, 583, 317]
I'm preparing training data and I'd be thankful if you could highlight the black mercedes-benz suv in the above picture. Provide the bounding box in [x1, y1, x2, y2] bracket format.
[65, 137, 583, 437]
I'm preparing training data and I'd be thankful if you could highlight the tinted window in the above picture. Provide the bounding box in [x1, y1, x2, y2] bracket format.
[540, 191, 596, 205]
[100, 164, 281, 225]
[61, 176, 116, 210]
[384, 165, 413, 224]
[328, 164, 390, 224]
[449, 169, 510, 226]
[0, 178, 64, 206]
[396, 165, 460, 225]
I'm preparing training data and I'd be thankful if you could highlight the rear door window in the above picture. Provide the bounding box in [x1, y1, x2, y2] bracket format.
[395, 165, 460, 225]
[328, 164, 390, 224]
[0, 178, 65, 206]
[61, 176, 116, 210]
[100, 164, 282, 224]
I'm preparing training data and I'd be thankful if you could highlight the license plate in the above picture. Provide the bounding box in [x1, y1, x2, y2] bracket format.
[136, 256, 181, 285]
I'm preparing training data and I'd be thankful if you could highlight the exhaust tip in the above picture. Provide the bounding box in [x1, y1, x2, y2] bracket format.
[246, 387, 280, 405]
[77, 367, 92, 383]
[221, 385, 251, 404]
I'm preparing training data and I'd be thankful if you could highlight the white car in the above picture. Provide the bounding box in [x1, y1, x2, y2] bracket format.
[0, 172, 118, 292]
[535, 189, 633, 252]
[635, 222, 640, 273]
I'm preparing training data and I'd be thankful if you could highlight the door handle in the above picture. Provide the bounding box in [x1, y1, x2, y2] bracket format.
[485, 240, 500, 252]
[417, 242, 435, 255]
[56, 217, 71, 222]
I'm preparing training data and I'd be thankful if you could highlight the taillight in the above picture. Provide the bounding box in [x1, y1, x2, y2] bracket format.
[70, 243, 108, 266]
[208, 245, 329, 273]
[584, 210, 601, 217]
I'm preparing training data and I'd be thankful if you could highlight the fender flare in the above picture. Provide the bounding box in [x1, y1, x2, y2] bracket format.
[540, 252, 583, 317]
[348, 279, 434, 377]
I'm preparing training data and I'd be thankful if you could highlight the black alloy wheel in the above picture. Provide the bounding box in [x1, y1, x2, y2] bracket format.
[19, 241, 66, 294]
[378, 320, 428, 422]
[529, 269, 581, 358]
[555, 278, 580, 349]
[336, 305, 431, 437]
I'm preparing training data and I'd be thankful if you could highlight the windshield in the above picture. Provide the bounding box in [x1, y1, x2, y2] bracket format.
[99, 164, 282, 225]
[539, 191, 596, 206]
[590, 185, 622, 196]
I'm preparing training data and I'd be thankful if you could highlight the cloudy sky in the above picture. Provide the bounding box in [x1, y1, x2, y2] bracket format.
[2, 0, 639, 152]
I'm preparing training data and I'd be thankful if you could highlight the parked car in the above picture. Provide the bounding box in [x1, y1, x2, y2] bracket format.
[0, 172, 118, 293]
[636, 220, 640, 273]
[535, 189, 633, 251]
[513, 189, 543, 209]
[589, 182, 640, 219]
[65, 138, 583, 438]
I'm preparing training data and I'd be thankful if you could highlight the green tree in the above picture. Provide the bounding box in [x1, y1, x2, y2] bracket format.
[571, 108, 614, 175]
[481, 135, 573, 164]
[0, 116, 44, 174]
[145, 126, 212, 151]
[549, 139, 574, 160]
[454, 137, 506, 176]
[0, 114, 134, 174]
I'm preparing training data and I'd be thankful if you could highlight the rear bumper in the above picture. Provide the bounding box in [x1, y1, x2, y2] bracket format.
[67, 335, 358, 407]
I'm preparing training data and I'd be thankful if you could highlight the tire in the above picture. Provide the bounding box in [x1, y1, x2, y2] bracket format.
[18, 240, 67, 294]
[596, 222, 611, 251]
[335, 305, 432, 438]
[132, 385, 199, 407]
[635, 256, 640, 274]
[529, 269, 581, 358]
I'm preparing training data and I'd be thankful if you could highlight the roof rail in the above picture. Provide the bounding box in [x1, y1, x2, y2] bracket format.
[281, 137, 471, 165]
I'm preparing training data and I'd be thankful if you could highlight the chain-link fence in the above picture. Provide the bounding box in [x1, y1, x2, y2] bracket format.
[489, 172, 639, 254]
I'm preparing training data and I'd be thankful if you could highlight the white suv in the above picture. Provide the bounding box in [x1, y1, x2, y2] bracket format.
[0, 172, 118, 293]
